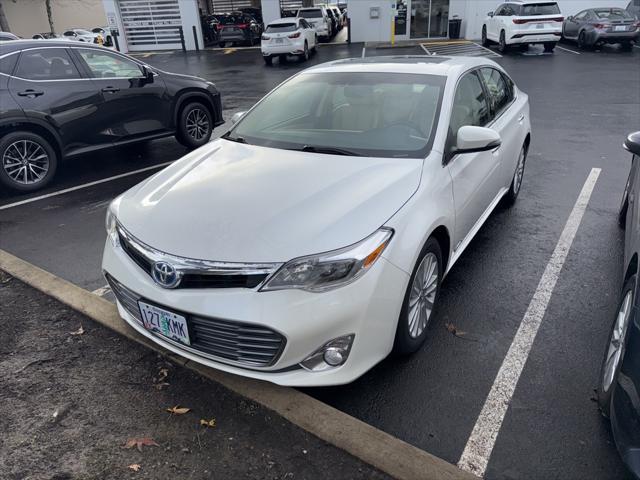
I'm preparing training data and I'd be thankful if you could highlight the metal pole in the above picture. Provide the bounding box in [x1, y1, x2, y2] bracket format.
[179, 26, 186, 52]
[112, 30, 120, 52]
[347, 17, 351, 44]
[192, 25, 200, 51]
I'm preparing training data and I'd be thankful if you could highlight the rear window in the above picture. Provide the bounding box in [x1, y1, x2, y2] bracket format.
[299, 9, 323, 18]
[594, 8, 633, 19]
[521, 3, 560, 15]
[265, 23, 297, 33]
[219, 15, 245, 24]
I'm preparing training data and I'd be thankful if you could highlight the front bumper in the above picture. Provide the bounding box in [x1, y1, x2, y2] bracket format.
[102, 238, 409, 386]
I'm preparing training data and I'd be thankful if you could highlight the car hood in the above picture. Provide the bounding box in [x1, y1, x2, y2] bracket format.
[117, 139, 422, 262]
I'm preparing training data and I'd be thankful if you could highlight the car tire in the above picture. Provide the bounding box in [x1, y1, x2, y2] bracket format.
[577, 31, 588, 50]
[619, 170, 632, 229]
[597, 275, 636, 418]
[543, 42, 556, 52]
[279, 54, 287, 63]
[0, 131, 58, 192]
[393, 237, 443, 355]
[299, 41, 309, 62]
[498, 30, 508, 53]
[503, 143, 528, 206]
[312, 35, 318, 52]
[263, 55, 273, 66]
[176, 101, 213, 149]
[481, 25, 490, 46]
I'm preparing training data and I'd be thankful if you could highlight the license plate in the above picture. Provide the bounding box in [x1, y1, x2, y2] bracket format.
[139, 301, 191, 345]
[615, 26, 626, 32]
[276, 38, 283, 43]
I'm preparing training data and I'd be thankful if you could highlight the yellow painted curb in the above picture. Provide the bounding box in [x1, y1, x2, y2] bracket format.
[0, 249, 478, 480]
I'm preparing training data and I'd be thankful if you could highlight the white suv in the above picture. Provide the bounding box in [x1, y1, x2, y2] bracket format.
[482, 1, 564, 53]
[297, 7, 332, 40]
[261, 18, 318, 65]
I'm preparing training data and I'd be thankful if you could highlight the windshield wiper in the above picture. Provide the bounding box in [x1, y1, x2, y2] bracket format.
[295, 145, 361, 156]
[221, 132, 247, 144]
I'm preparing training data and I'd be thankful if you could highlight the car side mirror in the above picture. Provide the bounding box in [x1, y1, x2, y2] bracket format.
[487, 11, 494, 17]
[453, 126, 501, 155]
[567, 15, 573, 21]
[141, 65, 154, 83]
[231, 111, 246, 124]
[624, 131, 640, 156]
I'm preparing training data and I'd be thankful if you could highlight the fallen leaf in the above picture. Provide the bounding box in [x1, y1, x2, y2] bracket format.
[445, 322, 466, 337]
[199, 418, 216, 428]
[128, 464, 141, 472]
[166, 406, 191, 415]
[123, 437, 159, 452]
[70, 326, 84, 336]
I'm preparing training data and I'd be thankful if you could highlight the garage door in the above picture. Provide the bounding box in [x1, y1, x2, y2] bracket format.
[118, 0, 183, 51]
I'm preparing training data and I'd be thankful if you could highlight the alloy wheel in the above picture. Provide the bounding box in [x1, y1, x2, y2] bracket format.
[185, 108, 210, 141]
[2, 139, 50, 186]
[408, 253, 439, 339]
[602, 290, 633, 393]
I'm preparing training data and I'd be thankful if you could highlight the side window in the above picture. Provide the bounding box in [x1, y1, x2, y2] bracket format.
[502, 5, 514, 16]
[63, 31, 75, 36]
[494, 5, 505, 16]
[14, 48, 81, 80]
[479, 68, 511, 116]
[0, 52, 18, 75]
[450, 72, 490, 142]
[575, 11, 587, 20]
[77, 49, 142, 79]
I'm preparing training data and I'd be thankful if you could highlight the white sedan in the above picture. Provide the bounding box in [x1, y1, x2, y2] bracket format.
[62, 28, 101, 43]
[261, 18, 317, 65]
[102, 56, 531, 387]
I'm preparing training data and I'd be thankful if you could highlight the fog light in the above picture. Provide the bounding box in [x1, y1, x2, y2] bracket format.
[300, 334, 354, 372]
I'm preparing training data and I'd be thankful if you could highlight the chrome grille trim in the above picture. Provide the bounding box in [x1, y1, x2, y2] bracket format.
[104, 273, 286, 368]
[116, 224, 282, 289]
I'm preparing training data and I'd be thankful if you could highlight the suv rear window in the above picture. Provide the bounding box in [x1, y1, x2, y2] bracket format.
[299, 9, 323, 18]
[218, 15, 246, 24]
[265, 23, 297, 33]
[521, 3, 560, 15]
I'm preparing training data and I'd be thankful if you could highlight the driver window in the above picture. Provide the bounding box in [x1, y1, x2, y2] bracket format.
[77, 49, 142, 79]
[449, 72, 490, 145]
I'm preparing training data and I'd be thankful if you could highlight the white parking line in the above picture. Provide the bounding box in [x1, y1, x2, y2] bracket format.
[0, 161, 174, 211]
[92, 285, 112, 297]
[556, 45, 581, 55]
[458, 168, 601, 477]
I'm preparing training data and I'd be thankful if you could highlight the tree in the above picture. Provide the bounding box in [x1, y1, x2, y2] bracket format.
[45, 0, 54, 34]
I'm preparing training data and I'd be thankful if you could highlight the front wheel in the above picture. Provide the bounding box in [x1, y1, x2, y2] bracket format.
[598, 275, 636, 417]
[543, 42, 556, 52]
[263, 55, 273, 66]
[176, 102, 213, 149]
[577, 31, 588, 50]
[393, 237, 443, 355]
[0, 131, 58, 192]
[504, 143, 528, 206]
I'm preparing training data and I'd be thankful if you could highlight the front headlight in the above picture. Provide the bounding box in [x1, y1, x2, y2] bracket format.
[260, 228, 393, 293]
[105, 197, 121, 247]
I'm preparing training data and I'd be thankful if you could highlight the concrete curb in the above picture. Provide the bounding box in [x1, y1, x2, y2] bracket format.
[0, 249, 477, 480]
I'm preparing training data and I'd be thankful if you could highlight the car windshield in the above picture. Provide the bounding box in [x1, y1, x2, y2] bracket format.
[594, 8, 633, 19]
[299, 9, 323, 18]
[265, 23, 297, 33]
[521, 3, 560, 15]
[226, 72, 445, 158]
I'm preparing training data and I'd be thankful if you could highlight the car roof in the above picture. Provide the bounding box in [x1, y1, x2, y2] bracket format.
[510, 1, 558, 4]
[305, 56, 501, 77]
[0, 39, 104, 55]
[269, 18, 300, 25]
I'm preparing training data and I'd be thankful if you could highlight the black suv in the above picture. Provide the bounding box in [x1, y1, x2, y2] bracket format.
[0, 41, 223, 192]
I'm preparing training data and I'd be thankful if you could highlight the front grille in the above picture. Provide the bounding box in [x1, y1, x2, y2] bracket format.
[117, 227, 274, 290]
[104, 273, 286, 367]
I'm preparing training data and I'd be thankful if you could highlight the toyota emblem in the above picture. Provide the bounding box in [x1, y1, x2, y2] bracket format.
[151, 261, 181, 289]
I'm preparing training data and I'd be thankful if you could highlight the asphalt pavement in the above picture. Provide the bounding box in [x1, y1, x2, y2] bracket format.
[1, 40, 639, 479]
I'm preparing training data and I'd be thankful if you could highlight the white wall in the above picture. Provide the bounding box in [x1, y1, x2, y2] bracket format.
[347, 0, 395, 42]
[179, 0, 204, 51]
[261, 0, 281, 26]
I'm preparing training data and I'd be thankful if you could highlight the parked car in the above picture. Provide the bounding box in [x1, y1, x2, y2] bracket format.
[297, 7, 333, 40]
[328, 6, 345, 29]
[628, 0, 640, 19]
[598, 131, 640, 480]
[0, 31, 19, 41]
[32, 32, 62, 40]
[62, 28, 101, 43]
[563, 7, 639, 50]
[324, 7, 339, 36]
[91, 27, 114, 46]
[261, 17, 317, 65]
[482, 1, 564, 53]
[0, 40, 223, 192]
[217, 12, 262, 47]
[102, 56, 531, 387]
[238, 7, 264, 28]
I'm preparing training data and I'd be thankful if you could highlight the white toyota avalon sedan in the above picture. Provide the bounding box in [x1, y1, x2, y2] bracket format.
[102, 56, 531, 386]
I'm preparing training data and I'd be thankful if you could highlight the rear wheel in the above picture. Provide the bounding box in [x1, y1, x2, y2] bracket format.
[481, 25, 489, 46]
[0, 131, 58, 192]
[598, 275, 635, 418]
[498, 30, 507, 53]
[176, 102, 213, 149]
[577, 31, 588, 50]
[393, 237, 443, 355]
[263, 55, 273, 66]
[299, 41, 309, 62]
[621, 41, 633, 51]
[504, 143, 528, 206]
[543, 42, 556, 52]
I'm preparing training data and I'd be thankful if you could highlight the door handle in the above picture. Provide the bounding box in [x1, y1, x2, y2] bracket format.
[518, 114, 525, 123]
[101, 86, 120, 94]
[17, 89, 44, 98]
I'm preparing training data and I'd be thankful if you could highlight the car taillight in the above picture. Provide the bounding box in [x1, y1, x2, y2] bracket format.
[262, 34, 270, 40]
[216, 24, 224, 30]
[288, 31, 301, 38]
[237, 23, 248, 29]
[513, 19, 527, 24]
[594, 23, 608, 29]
